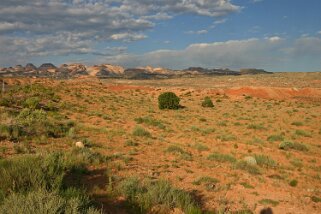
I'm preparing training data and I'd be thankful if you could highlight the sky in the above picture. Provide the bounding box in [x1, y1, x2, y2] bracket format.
[0, 0, 321, 71]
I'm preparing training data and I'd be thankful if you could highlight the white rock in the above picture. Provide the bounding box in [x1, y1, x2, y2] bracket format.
[75, 141, 85, 148]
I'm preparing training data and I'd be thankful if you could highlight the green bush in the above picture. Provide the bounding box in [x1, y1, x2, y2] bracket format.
[132, 126, 151, 137]
[201, 97, 214, 108]
[207, 153, 236, 163]
[0, 189, 100, 214]
[0, 108, 74, 141]
[158, 92, 180, 110]
[267, 134, 284, 142]
[235, 161, 261, 175]
[279, 141, 308, 151]
[289, 179, 298, 187]
[0, 154, 65, 194]
[23, 97, 40, 109]
[254, 154, 277, 168]
[118, 178, 202, 214]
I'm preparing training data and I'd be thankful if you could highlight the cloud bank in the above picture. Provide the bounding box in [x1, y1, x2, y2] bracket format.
[104, 37, 321, 71]
[0, 0, 240, 66]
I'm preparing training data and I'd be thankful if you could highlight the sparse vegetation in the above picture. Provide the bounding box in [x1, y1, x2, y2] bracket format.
[0, 75, 320, 213]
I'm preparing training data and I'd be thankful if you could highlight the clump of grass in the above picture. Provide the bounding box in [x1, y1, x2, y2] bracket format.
[193, 143, 209, 152]
[267, 134, 284, 142]
[166, 145, 192, 161]
[289, 179, 298, 187]
[0, 151, 102, 213]
[132, 126, 151, 138]
[207, 153, 236, 163]
[201, 97, 214, 108]
[134, 116, 165, 129]
[295, 130, 312, 137]
[240, 182, 254, 189]
[192, 177, 219, 191]
[311, 196, 321, 203]
[0, 189, 99, 214]
[247, 124, 266, 130]
[192, 177, 219, 186]
[125, 140, 139, 147]
[216, 134, 236, 142]
[279, 141, 308, 151]
[254, 154, 277, 168]
[291, 121, 303, 126]
[259, 199, 279, 207]
[117, 177, 202, 213]
[235, 161, 261, 175]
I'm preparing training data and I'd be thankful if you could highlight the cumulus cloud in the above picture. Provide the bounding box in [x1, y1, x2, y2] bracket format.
[0, 0, 240, 66]
[105, 37, 321, 71]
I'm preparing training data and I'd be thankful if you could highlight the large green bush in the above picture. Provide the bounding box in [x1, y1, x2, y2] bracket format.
[158, 92, 180, 110]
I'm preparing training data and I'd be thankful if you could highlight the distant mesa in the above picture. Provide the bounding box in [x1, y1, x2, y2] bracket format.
[0, 63, 273, 79]
[25, 63, 37, 72]
[240, 68, 273, 75]
[185, 67, 241, 76]
[39, 63, 57, 71]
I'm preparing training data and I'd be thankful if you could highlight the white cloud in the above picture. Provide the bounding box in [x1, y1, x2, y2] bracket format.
[110, 33, 147, 42]
[186, 30, 208, 35]
[267, 36, 283, 43]
[0, 0, 240, 66]
[105, 37, 321, 71]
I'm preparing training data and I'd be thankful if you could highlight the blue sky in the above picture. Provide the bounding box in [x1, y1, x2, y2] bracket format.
[0, 0, 321, 71]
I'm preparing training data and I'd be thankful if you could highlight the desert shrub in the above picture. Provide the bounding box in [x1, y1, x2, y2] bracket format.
[0, 108, 74, 141]
[23, 97, 40, 109]
[217, 133, 237, 142]
[247, 124, 266, 130]
[134, 116, 165, 129]
[254, 154, 277, 168]
[193, 143, 209, 152]
[289, 179, 298, 187]
[235, 161, 261, 175]
[311, 196, 321, 203]
[118, 177, 201, 214]
[291, 121, 303, 126]
[201, 97, 214, 108]
[295, 130, 312, 137]
[0, 188, 100, 214]
[158, 92, 180, 110]
[0, 84, 60, 110]
[166, 145, 192, 161]
[192, 177, 219, 186]
[267, 134, 284, 142]
[259, 199, 279, 207]
[132, 126, 151, 137]
[0, 153, 65, 194]
[279, 141, 308, 151]
[207, 153, 236, 163]
[0, 124, 24, 141]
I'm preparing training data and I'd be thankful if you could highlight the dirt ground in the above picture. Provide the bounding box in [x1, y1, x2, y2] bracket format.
[1, 72, 321, 213]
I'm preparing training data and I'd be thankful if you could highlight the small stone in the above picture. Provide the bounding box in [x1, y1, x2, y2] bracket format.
[75, 141, 85, 148]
